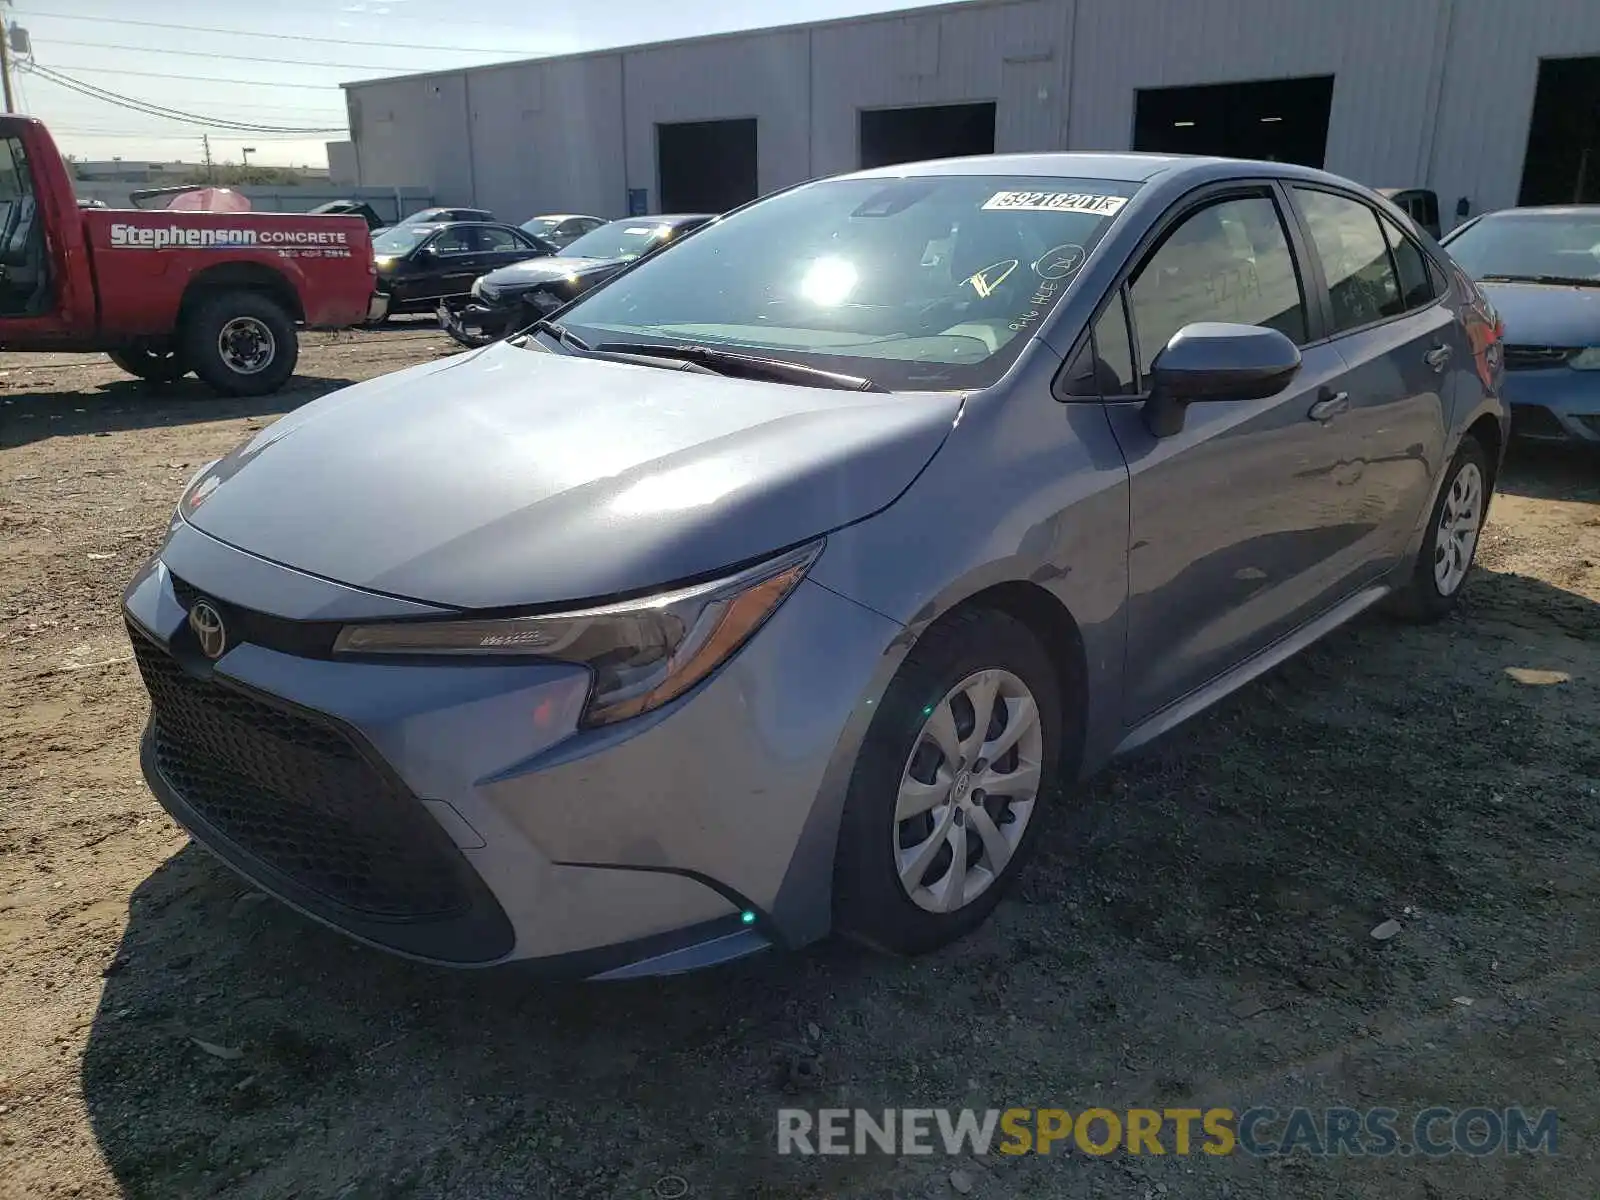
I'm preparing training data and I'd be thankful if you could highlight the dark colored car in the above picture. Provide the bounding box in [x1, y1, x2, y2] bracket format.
[1442, 205, 1600, 446]
[395, 206, 494, 226]
[373, 221, 554, 314]
[440, 213, 713, 345]
[307, 199, 386, 232]
[521, 213, 608, 250]
[124, 153, 1507, 976]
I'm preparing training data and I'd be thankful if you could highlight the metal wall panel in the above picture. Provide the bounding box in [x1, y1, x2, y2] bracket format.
[1429, 0, 1600, 216]
[1067, 0, 1442, 191]
[463, 55, 627, 220]
[347, 74, 474, 208]
[620, 30, 812, 203]
[809, 0, 1073, 175]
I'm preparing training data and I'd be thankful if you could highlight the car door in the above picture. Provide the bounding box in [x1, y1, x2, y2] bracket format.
[426, 225, 487, 299]
[1288, 186, 1458, 575]
[479, 225, 544, 271]
[1081, 185, 1366, 722]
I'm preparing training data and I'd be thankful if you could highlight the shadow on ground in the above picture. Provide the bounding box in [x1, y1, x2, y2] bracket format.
[0, 375, 357, 451]
[82, 567, 1600, 1200]
[1495, 441, 1600, 503]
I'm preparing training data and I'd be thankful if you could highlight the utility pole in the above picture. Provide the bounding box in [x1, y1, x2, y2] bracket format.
[0, 17, 15, 114]
[202, 134, 213, 182]
[241, 146, 255, 169]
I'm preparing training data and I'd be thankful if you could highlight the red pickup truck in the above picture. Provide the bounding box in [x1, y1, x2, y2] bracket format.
[0, 116, 383, 396]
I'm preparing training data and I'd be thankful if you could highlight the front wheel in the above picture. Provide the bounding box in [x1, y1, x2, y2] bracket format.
[182, 291, 299, 397]
[108, 347, 189, 384]
[1388, 434, 1490, 622]
[833, 608, 1065, 955]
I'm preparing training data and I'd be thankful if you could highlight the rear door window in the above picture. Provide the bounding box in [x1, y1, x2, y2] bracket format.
[1127, 193, 1308, 376]
[1379, 215, 1435, 312]
[1294, 188, 1403, 332]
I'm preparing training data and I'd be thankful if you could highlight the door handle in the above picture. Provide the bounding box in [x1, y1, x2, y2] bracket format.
[1309, 390, 1351, 422]
[1424, 344, 1453, 371]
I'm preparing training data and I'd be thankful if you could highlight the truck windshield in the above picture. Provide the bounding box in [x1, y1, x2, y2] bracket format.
[554, 175, 1135, 391]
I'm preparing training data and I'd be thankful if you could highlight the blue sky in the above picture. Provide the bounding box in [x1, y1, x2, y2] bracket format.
[13, 0, 954, 168]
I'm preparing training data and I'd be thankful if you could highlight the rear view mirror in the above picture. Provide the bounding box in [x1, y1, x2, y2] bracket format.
[1143, 322, 1302, 437]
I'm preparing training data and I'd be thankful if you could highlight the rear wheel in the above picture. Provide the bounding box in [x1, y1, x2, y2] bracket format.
[1388, 434, 1490, 621]
[108, 347, 188, 384]
[834, 608, 1065, 955]
[182, 290, 299, 397]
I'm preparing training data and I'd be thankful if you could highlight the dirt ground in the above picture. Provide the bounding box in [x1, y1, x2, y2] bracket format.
[2, 330, 1598, 1200]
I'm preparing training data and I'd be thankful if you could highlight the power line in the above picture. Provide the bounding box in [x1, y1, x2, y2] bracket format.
[36, 37, 497, 72]
[28, 1, 535, 34]
[31, 63, 345, 89]
[25, 11, 547, 56]
[20, 63, 347, 132]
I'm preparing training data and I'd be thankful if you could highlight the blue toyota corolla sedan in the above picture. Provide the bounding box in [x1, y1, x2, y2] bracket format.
[124, 153, 1507, 978]
[1441, 205, 1600, 446]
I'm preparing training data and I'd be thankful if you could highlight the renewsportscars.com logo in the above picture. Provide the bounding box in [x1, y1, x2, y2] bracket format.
[107, 224, 350, 250]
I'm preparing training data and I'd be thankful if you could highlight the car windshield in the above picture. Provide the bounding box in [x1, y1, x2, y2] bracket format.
[562, 219, 681, 261]
[523, 217, 562, 237]
[1445, 211, 1600, 283]
[554, 175, 1136, 390]
[372, 226, 435, 255]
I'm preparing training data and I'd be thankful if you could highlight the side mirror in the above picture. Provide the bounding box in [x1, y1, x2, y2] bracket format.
[1143, 322, 1301, 438]
[413, 246, 437, 264]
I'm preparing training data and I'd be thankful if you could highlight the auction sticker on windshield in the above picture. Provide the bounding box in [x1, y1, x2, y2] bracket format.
[982, 191, 1128, 216]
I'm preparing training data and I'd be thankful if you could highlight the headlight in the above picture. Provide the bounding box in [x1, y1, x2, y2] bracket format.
[1570, 347, 1600, 371]
[333, 541, 822, 726]
[474, 278, 499, 301]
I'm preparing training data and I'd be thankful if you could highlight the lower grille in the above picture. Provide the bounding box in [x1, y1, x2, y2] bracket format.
[1503, 344, 1576, 372]
[1510, 404, 1569, 440]
[130, 629, 468, 920]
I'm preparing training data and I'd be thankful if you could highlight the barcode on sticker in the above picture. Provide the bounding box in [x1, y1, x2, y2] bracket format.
[982, 191, 1129, 216]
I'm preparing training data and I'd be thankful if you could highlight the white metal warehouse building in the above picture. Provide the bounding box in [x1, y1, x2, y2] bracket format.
[342, 0, 1600, 228]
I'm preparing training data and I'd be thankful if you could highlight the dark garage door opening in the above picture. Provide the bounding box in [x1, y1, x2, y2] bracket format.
[1134, 76, 1334, 167]
[860, 102, 996, 170]
[1519, 56, 1600, 205]
[657, 119, 758, 214]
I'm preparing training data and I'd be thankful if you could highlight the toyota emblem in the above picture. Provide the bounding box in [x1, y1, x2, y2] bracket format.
[188, 600, 227, 660]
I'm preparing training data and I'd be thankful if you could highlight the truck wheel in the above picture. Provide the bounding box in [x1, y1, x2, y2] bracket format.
[183, 291, 299, 397]
[108, 348, 189, 384]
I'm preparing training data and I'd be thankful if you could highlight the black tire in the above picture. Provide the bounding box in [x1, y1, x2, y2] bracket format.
[182, 290, 299, 397]
[107, 347, 189, 384]
[834, 607, 1066, 956]
[1387, 433, 1491, 622]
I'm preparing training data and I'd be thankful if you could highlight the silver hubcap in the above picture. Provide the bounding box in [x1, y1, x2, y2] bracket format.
[217, 316, 275, 376]
[894, 668, 1044, 914]
[1434, 460, 1483, 595]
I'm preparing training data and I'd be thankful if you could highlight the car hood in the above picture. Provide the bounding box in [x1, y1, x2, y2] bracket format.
[1477, 280, 1600, 346]
[183, 342, 961, 610]
[484, 255, 621, 288]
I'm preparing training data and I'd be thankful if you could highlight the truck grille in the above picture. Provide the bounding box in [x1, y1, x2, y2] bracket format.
[1503, 344, 1577, 371]
[131, 628, 468, 920]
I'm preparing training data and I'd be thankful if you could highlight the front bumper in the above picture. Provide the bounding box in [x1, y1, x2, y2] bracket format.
[122, 520, 901, 974]
[367, 290, 390, 324]
[1502, 368, 1600, 444]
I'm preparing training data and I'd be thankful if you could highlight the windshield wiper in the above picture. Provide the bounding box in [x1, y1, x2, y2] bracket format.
[591, 342, 884, 392]
[521, 319, 592, 352]
[1478, 273, 1600, 288]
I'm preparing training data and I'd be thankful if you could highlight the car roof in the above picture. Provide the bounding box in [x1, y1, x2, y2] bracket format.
[1477, 205, 1600, 218]
[528, 213, 602, 222]
[840, 151, 1363, 191]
